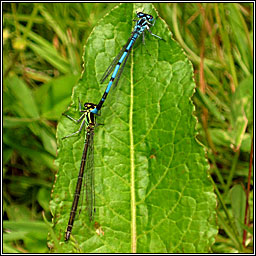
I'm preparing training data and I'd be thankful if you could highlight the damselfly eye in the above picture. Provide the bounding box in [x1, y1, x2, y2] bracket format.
[136, 12, 144, 18]
[84, 103, 96, 110]
[147, 15, 153, 21]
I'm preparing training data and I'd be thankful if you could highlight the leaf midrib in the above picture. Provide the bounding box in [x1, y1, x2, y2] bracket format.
[129, 7, 136, 252]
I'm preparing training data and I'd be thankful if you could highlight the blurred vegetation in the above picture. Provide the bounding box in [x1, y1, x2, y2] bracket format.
[3, 3, 253, 253]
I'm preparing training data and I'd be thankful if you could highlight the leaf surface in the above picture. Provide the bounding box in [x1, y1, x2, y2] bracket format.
[50, 3, 217, 253]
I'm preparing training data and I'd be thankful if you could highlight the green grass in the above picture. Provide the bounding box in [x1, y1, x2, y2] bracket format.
[3, 2, 253, 253]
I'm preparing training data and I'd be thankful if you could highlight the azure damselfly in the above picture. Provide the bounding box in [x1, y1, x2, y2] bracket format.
[62, 101, 97, 241]
[91, 11, 163, 114]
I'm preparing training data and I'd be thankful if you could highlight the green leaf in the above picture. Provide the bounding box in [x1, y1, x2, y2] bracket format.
[208, 128, 251, 153]
[50, 3, 217, 253]
[28, 41, 70, 74]
[240, 133, 252, 153]
[196, 88, 225, 122]
[3, 148, 13, 166]
[37, 187, 52, 212]
[38, 5, 80, 73]
[3, 220, 48, 233]
[3, 134, 55, 170]
[3, 221, 49, 253]
[18, 24, 71, 73]
[34, 74, 80, 120]
[208, 128, 233, 148]
[3, 231, 28, 242]
[3, 116, 40, 128]
[5, 75, 39, 118]
[3, 243, 21, 253]
[229, 184, 246, 237]
[227, 4, 253, 73]
[231, 75, 253, 149]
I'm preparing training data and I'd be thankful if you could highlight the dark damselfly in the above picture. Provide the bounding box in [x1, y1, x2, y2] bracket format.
[62, 101, 97, 241]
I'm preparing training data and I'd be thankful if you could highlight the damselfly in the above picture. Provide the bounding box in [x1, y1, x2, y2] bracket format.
[91, 11, 163, 114]
[62, 101, 97, 241]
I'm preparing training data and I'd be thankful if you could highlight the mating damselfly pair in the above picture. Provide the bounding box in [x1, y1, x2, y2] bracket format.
[63, 11, 163, 241]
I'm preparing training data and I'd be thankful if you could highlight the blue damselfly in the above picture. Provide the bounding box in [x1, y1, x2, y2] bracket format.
[91, 11, 163, 114]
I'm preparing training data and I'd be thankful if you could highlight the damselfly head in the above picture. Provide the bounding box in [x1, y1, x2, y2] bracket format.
[136, 12, 153, 22]
[84, 103, 97, 111]
[136, 12, 144, 18]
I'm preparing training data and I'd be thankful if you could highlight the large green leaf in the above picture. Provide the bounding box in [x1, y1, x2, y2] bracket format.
[50, 3, 217, 253]
[231, 75, 253, 150]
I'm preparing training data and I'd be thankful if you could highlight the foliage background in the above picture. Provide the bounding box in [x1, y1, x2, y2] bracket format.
[3, 3, 253, 253]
